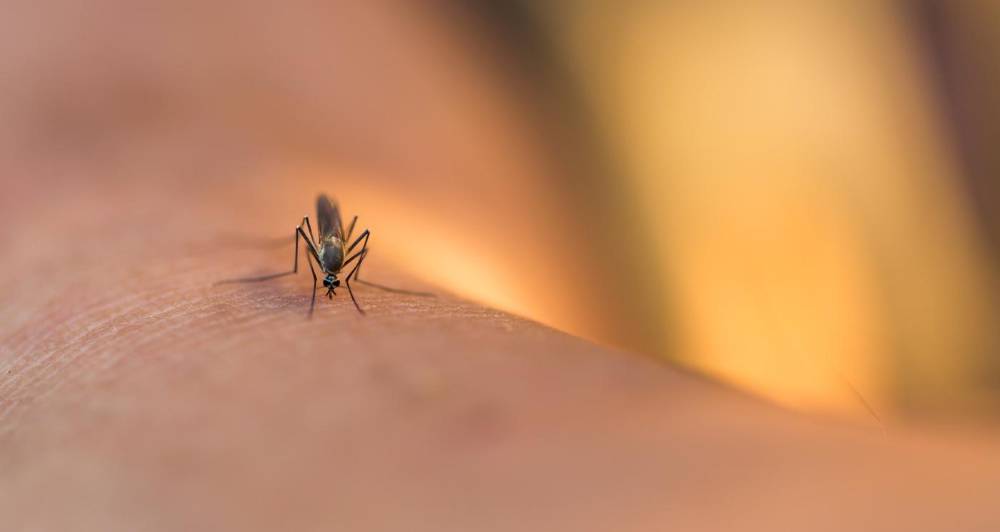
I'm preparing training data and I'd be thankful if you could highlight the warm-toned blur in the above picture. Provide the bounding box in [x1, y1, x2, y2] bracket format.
[536, 1, 1000, 420]
[3, 0, 1000, 460]
[383, 1, 1000, 422]
[241, 2, 1000, 422]
[5, 1, 1000, 530]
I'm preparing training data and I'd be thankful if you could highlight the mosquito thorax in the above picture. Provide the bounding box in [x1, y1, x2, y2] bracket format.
[318, 238, 345, 272]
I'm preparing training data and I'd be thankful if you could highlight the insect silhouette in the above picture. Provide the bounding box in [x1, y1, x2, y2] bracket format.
[217, 194, 372, 316]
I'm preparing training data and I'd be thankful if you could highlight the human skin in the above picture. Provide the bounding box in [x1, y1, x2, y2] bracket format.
[2, 170, 1000, 531]
[2, 2, 1000, 530]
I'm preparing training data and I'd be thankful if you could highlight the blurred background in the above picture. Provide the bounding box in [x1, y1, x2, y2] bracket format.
[3, 0, 999, 426]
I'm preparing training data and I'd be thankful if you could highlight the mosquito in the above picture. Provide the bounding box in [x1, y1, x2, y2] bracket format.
[217, 194, 371, 316]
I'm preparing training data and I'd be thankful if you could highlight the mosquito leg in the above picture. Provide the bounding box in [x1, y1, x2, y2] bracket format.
[351, 227, 368, 280]
[344, 215, 358, 242]
[304, 240, 319, 318]
[340, 229, 434, 297]
[215, 217, 322, 318]
[296, 222, 324, 318]
[285, 223, 321, 275]
[213, 222, 319, 285]
[344, 248, 369, 314]
[295, 222, 321, 272]
[302, 216, 317, 245]
[346, 228, 369, 255]
[342, 227, 368, 270]
[341, 228, 368, 279]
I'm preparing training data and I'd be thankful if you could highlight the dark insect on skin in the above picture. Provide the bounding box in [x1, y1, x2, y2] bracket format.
[217, 194, 371, 316]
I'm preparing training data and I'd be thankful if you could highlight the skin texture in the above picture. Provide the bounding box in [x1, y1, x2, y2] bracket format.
[2, 172, 1000, 531]
[1, 2, 999, 530]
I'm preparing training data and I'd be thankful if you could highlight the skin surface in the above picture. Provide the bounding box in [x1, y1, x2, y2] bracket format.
[2, 173, 1000, 531]
[1, 2, 999, 530]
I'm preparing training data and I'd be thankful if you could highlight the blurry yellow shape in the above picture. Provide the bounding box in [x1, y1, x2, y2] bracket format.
[561, 0, 995, 417]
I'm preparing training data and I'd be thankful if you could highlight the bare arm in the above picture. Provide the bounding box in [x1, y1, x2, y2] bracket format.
[1, 2, 998, 529]
[1, 176, 998, 532]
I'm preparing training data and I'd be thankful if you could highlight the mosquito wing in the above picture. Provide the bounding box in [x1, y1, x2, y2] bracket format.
[316, 194, 343, 240]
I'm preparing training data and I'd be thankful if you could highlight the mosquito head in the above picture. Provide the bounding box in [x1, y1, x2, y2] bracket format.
[323, 274, 340, 298]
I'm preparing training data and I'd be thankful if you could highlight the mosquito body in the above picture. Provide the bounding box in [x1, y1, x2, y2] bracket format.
[218, 194, 370, 316]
